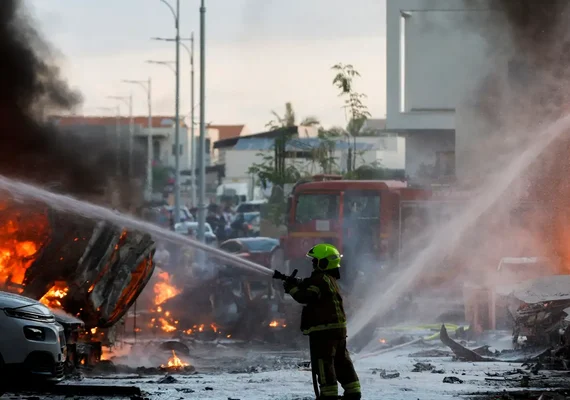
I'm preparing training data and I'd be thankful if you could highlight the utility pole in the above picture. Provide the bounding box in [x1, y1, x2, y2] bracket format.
[122, 78, 154, 200]
[174, 0, 181, 224]
[108, 95, 134, 177]
[190, 33, 196, 207]
[197, 0, 206, 242]
[157, 0, 181, 224]
[151, 35, 196, 207]
[128, 93, 134, 178]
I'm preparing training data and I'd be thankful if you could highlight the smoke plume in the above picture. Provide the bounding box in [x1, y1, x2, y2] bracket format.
[0, 0, 142, 199]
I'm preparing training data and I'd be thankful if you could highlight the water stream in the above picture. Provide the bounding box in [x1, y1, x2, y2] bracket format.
[348, 113, 570, 344]
[0, 176, 273, 277]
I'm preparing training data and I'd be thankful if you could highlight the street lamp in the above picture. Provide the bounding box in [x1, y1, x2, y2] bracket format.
[107, 95, 134, 177]
[123, 78, 153, 200]
[152, 34, 196, 207]
[94, 106, 121, 176]
[157, 0, 182, 225]
[198, 0, 207, 243]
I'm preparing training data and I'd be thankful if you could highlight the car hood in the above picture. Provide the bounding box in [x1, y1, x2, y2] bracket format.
[0, 291, 52, 316]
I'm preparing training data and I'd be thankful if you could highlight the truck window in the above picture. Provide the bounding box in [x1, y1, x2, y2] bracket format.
[295, 194, 339, 223]
[343, 191, 381, 219]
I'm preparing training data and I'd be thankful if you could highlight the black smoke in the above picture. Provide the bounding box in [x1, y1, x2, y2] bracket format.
[0, 0, 143, 199]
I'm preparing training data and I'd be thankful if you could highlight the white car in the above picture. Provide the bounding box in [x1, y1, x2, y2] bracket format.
[0, 291, 66, 382]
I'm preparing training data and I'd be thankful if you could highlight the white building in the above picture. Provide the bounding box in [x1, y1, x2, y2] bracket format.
[217, 135, 405, 182]
[386, 0, 493, 182]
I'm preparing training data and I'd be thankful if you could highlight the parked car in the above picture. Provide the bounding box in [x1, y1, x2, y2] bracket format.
[174, 222, 218, 247]
[235, 200, 267, 214]
[0, 291, 66, 384]
[230, 212, 260, 238]
[219, 237, 283, 270]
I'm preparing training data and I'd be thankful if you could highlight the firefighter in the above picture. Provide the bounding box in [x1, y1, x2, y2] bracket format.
[283, 243, 361, 400]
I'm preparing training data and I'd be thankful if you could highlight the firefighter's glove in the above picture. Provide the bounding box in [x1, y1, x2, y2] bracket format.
[283, 279, 297, 294]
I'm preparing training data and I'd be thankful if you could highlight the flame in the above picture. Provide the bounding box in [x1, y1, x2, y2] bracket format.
[0, 205, 50, 291]
[40, 283, 69, 308]
[159, 317, 177, 332]
[379, 338, 387, 344]
[269, 319, 287, 328]
[161, 350, 189, 368]
[90, 328, 97, 334]
[153, 271, 181, 305]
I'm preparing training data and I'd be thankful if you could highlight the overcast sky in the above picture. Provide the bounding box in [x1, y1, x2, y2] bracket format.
[27, 0, 386, 132]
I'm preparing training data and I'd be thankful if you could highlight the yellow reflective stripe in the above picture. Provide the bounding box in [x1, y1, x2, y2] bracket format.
[302, 322, 347, 335]
[307, 285, 320, 295]
[318, 359, 326, 385]
[343, 381, 361, 394]
[320, 385, 338, 396]
[323, 275, 345, 324]
[289, 286, 299, 295]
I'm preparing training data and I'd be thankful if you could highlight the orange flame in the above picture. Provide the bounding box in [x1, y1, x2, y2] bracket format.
[0, 206, 49, 291]
[153, 271, 181, 305]
[161, 350, 189, 368]
[40, 283, 68, 308]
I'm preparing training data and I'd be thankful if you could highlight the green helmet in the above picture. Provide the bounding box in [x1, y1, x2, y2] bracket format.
[306, 243, 342, 270]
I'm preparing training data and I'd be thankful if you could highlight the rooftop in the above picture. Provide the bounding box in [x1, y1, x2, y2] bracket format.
[49, 115, 186, 128]
[207, 124, 246, 141]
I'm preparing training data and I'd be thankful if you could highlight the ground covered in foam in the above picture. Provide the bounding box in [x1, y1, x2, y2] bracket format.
[4, 342, 570, 400]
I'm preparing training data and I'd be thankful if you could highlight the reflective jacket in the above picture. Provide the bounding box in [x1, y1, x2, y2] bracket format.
[289, 270, 347, 336]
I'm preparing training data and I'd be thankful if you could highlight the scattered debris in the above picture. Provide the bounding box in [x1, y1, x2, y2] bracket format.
[443, 376, 463, 384]
[157, 375, 177, 384]
[408, 349, 451, 358]
[411, 362, 434, 372]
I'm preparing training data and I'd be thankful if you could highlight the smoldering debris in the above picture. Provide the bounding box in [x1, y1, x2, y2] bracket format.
[0, 0, 143, 198]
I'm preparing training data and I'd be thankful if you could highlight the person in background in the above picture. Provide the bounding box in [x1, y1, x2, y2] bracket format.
[283, 243, 361, 400]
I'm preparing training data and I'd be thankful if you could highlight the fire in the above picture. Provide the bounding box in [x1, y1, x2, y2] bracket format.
[40, 283, 69, 308]
[153, 271, 181, 305]
[161, 350, 189, 368]
[379, 338, 387, 344]
[269, 319, 287, 328]
[159, 317, 177, 332]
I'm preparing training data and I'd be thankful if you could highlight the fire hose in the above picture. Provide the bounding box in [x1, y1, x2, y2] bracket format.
[273, 270, 320, 399]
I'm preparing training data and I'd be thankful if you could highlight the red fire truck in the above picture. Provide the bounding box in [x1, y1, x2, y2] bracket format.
[280, 175, 432, 282]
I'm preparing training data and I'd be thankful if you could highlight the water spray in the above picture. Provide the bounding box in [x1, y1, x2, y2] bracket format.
[0, 175, 273, 277]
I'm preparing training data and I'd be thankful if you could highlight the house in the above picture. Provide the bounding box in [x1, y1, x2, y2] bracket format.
[213, 126, 405, 183]
[206, 124, 249, 164]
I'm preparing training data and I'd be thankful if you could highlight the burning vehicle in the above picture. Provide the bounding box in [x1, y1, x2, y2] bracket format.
[0, 199, 155, 368]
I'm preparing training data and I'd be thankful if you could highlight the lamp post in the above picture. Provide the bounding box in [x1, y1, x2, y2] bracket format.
[123, 78, 153, 200]
[108, 95, 134, 177]
[157, 0, 181, 224]
[151, 34, 196, 207]
[94, 106, 121, 176]
[198, 0, 206, 243]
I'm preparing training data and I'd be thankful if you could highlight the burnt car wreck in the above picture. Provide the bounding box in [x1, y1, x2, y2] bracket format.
[0, 200, 155, 372]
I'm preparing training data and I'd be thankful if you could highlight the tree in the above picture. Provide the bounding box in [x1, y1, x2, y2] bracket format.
[266, 102, 320, 130]
[331, 63, 372, 172]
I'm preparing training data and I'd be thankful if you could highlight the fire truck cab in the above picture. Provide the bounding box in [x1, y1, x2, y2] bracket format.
[281, 177, 429, 286]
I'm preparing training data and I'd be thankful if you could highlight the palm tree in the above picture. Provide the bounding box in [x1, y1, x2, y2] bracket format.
[266, 102, 320, 130]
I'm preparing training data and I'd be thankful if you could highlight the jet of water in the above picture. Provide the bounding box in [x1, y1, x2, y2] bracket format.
[0, 176, 274, 277]
[347, 113, 570, 344]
